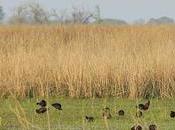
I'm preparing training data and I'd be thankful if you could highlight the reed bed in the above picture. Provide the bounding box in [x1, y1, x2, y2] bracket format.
[0, 25, 175, 99]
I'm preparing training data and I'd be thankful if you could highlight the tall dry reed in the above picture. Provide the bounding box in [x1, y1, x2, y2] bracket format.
[0, 25, 175, 99]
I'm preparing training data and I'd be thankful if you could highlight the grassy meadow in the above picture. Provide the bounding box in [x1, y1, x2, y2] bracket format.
[1, 25, 175, 129]
[1, 98, 175, 130]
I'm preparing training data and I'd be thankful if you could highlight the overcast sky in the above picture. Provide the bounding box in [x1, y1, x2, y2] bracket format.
[1, 0, 175, 22]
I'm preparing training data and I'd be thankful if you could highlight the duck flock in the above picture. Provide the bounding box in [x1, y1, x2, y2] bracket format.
[35, 99, 175, 130]
[36, 100, 62, 114]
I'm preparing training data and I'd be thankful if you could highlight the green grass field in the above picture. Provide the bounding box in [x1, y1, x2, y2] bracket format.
[0, 97, 175, 130]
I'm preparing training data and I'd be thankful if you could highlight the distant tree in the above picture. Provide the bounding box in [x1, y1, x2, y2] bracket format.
[48, 7, 95, 24]
[49, 9, 68, 24]
[9, 2, 49, 24]
[0, 6, 5, 22]
[8, 2, 98, 25]
[69, 7, 93, 24]
[147, 16, 174, 25]
[93, 5, 102, 24]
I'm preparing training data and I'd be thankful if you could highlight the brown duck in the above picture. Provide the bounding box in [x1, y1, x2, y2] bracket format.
[131, 125, 142, 130]
[102, 107, 112, 119]
[149, 124, 157, 130]
[170, 111, 175, 118]
[36, 107, 47, 114]
[136, 110, 143, 118]
[36, 100, 47, 107]
[137, 100, 150, 111]
[85, 116, 94, 122]
[52, 102, 62, 110]
[118, 109, 125, 116]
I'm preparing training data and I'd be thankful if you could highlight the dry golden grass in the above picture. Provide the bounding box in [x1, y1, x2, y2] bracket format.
[0, 25, 175, 99]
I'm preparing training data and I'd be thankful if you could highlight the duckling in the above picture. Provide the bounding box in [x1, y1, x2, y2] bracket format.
[137, 100, 150, 111]
[149, 124, 157, 130]
[85, 116, 94, 122]
[36, 100, 47, 107]
[136, 110, 143, 118]
[170, 111, 175, 118]
[118, 109, 125, 116]
[36, 107, 47, 114]
[102, 107, 112, 119]
[52, 102, 62, 110]
[131, 125, 142, 130]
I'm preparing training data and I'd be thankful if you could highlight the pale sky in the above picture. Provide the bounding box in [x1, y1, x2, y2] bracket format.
[1, 0, 175, 22]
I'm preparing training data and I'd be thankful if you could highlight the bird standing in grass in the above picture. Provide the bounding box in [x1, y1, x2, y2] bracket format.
[52, 102, 62, 110]
[85, 116, 94, 122]
[149, 124, 157, 130]
[136, 110, 143, 118]
[36, 100, 47, 107]
[102, 107, 112, 119]
[131, 125, 142, 130]
[118, 109, 125, 116]
[36, 107, 47, 114]
[170, 111, 175, 118]
[137, 100, 150, 111]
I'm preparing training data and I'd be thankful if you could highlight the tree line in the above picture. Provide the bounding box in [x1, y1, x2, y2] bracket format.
[0, 1, 175, 25]
[0, 2, 101, 24]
